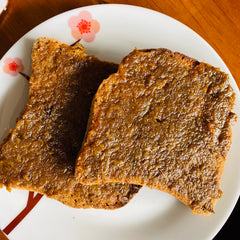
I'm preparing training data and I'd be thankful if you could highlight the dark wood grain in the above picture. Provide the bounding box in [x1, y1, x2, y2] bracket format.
[0, 0, 239, 239]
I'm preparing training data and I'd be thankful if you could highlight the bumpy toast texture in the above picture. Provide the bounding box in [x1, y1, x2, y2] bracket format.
[76, 48, 236, 215]
[0, 38, 140, 209]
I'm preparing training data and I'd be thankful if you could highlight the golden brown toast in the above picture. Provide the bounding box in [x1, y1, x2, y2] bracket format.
[0, 37, 140, 209]
[75, 48, 236, 215]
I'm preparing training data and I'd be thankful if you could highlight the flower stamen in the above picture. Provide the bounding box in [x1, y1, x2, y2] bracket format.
[77, 19, 91, 34]
[8, 62, 18, 71]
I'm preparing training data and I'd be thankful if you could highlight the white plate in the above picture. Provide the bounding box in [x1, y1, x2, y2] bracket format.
[0, 4, 239, 240]
[0, 0, 8, 15]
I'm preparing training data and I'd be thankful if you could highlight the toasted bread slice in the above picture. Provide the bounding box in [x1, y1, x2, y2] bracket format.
[0, 38, 140, 209]
[76, 48, 236, 215]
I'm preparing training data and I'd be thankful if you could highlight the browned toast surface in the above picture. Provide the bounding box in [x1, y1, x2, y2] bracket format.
[0, 37, 140, 209]
[76, 48, 236, 215]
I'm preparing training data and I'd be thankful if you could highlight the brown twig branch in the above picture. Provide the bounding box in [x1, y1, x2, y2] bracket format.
[3, 192, 43, 235]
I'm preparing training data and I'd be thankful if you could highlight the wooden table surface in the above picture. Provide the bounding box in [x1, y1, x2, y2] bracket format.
[0, 0, 239, 239]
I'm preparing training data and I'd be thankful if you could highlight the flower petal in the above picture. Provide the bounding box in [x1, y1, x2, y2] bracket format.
[78, 11, 92, 22]
[9, 70, 18, 76]
[71, 30, 82, 40]
[91, 20, 100, 33]
[3, 64, 9, 74]
[17, 64, 24, 72]
[82, 31, 95, 43]
[4, 57, 13, 65]
[68, 16, 81, 31]
[13, 57, 22, 66]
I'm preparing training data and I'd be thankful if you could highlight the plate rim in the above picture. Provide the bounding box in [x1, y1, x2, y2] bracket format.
[0, 4, 239, 240]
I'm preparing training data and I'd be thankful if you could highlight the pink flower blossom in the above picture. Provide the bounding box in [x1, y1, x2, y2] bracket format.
[68, 10, 100, 43]
[3, 57, 24, 76]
